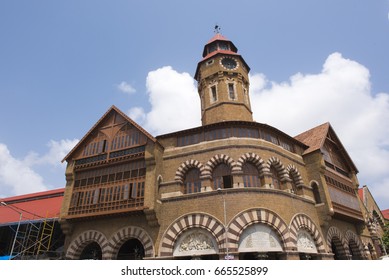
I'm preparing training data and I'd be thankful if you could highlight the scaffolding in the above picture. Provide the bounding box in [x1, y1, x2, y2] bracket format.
[7, 212, 58, 259]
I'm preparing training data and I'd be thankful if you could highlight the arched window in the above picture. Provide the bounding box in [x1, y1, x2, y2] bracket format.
[289, 171, 298, 193]
[184, 168, 201, 194]
[242, 162, 260, 188]
[213, 163, 232, 190]
[270, 166, 280, 189]
[311, 182, 322, 204]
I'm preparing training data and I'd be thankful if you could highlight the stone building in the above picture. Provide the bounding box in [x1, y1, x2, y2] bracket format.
[358, 186, 388, 259]
[59, 33, 381, 260]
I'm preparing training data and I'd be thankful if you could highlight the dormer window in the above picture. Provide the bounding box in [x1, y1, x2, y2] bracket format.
[219, 42, 229, 50]
[208, 43, 217, 54]
[206, 41, 230, 55]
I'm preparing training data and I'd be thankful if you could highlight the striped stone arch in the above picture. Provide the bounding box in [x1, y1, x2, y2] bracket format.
[285, 164, 304, 188]
[175, 159, 205, 183]
[204, 154, 237, 177]
[159, 213, 225, 257]
[228, 208, 291, 252]
[289, 214, 326, 253]
[106, 226, 155, 259]
[326, 226, 348, 257]
[236, 152, 266, 176]
[65, 230, 109, 260]
[265, 157, 288, 181]
[344, 230, 365, 259]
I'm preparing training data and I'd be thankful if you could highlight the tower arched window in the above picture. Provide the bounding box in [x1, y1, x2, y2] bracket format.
[270, 166, 281, 189]
[210, 85, 218, 103]
[242, 162, 260, 188]
[228, 83, 236, 100]
[213, 163, 232, 190]
[184, 168, 202, 194]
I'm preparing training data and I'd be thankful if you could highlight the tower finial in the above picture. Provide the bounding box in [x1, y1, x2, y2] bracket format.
[214, 24, 221, 34]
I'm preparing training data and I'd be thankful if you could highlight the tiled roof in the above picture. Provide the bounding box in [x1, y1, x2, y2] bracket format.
[294, 122, 330, 155]
[294, 122, 358, 172]
[0, 188, 64, 225]
[207, 33, 230, 44]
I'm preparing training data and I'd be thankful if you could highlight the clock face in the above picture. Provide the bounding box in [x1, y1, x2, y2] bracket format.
[221, 57, 237, 70]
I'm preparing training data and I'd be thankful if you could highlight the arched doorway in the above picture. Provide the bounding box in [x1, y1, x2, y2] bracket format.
[173, 228, 219, 260]
[79, 242, 102, 260]
[117, 239, 145, 260]
[297, 230, 318, 260]
[348, 240, 363, 260]
[330, 237, 347, 260]
[238, 224, 284, 260]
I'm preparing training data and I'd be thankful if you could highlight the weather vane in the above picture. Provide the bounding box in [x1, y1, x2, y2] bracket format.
[214, 24, 221, 34]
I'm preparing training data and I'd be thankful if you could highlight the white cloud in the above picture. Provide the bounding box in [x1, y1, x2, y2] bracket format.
[25, 139, 79, 166]
[249, 52, 389, 208]
[0, 139, 78, 197]
[127, 106, 146, 125]
[129, 66, 200, 135]
[0, 143, 46, 197]
[117, 81, 136, 95]
[131, 54, 389, 208]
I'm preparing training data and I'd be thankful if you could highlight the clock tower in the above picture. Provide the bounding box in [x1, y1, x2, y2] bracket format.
[195, 33, 253, 126]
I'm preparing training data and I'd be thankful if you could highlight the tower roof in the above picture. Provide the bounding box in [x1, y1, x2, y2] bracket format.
[202, 33, 238, 57]
[195, 33, 249, 81]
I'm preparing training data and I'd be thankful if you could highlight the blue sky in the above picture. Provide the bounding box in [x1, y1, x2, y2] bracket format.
[1, 0, 389, 209]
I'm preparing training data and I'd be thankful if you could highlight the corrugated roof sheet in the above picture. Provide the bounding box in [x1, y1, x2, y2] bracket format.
[0, 188, 64, 225]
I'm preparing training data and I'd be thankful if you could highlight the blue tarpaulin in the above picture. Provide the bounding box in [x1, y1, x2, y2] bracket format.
[0, 255, 11, 260]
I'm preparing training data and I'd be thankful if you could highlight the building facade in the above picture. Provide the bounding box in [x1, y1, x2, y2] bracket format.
[59, 33, 381, 260]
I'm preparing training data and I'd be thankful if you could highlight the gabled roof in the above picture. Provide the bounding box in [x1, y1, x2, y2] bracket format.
[294, 122, 330, 155]
[62, 105, 157, 162]
[294, 122, 358, 172]
[0, 188, 64, 225]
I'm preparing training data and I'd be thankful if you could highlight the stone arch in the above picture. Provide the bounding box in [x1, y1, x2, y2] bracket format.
[106, 226, 154, 259]
[66, 230, 109, 260]
[159, 213, 225, 257]
[228, 208, 290, 252]
[236, 153, 266, 176]
[344, 230, 365, 259]
[289, 214, 326, 253]
[175, 159, 205, 183]
[372, 210, 385, 228]
[265, 157, 288, 181]
[204, 154, 237, 177]
[285, 164, 304, 188]
[326, 226, 348, 259]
